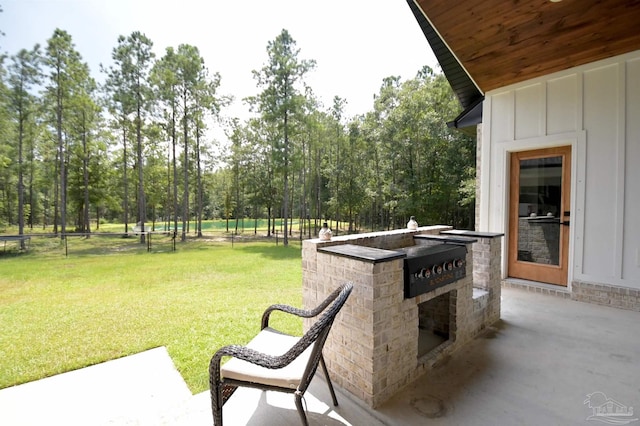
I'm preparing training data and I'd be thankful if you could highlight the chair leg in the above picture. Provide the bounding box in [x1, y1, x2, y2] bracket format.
[211, 385, 223, 426]
[211, 388, 223, 426]
[210, 381, 225, 426]
[295, 391, 309, 426]
[320, 354, 339, 406]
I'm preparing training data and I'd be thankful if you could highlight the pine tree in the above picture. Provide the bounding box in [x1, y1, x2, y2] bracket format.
[7, 46, 41, 246]
[251, 29, 315, 246]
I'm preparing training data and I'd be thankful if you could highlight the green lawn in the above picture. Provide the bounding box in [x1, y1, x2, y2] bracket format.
[0, 239, 303, 393]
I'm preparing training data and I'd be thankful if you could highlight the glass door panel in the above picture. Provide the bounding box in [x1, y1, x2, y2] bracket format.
[517, 156, 562, 265]
[508, 147, 571, 286]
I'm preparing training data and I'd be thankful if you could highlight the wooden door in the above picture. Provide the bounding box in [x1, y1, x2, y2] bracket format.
[508, 146, 571, 286]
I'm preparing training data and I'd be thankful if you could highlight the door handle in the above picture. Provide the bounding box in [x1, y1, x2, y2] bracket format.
[561, 220, 570, 226]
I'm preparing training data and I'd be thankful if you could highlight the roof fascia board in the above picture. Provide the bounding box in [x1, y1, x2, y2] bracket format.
[410, 0, 484, 97]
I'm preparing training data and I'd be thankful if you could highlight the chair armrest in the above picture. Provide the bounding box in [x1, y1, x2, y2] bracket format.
[209, 338, 310, 383]
[211, 344, 285, 370]
[261, 304, 318, 329]
[261, 286, 341, 329]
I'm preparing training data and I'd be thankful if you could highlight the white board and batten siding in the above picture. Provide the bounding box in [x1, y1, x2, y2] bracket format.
[480, 49, 640, 290]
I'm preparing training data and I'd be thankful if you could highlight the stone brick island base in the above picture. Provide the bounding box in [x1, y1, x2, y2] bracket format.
[302, 225, 503, 408]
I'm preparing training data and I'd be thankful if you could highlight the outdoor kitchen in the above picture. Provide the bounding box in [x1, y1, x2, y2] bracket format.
[301, 225, 503, 408]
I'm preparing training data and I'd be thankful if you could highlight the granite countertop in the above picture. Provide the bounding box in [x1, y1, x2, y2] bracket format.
[318, 244, 406, 263]
[440, 230, 504, 238]
[413, 234, 478, 244]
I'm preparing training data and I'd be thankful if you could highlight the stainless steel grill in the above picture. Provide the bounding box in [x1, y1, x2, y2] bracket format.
[398, 244, 467, 298]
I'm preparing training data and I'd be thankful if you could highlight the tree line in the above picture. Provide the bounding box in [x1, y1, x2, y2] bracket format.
[0, 27, 475, 247]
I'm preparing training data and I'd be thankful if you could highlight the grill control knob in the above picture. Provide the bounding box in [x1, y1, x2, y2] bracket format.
[432, 264, 443, 275]
[444, 261, 453, 271]
[422, 268, 431, 278]
[454, 259, 464, 268]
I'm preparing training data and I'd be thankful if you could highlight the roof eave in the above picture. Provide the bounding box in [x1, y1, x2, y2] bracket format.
[407, 0, 483, 128]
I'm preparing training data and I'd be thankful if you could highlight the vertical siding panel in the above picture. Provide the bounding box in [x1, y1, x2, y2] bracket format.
[623, 58, 640, 281]
[613, 63, 626, 279]
[491, 91, 514, 142]
[515, 84, 543, 140]
[547, 74, 578, 134]
[582, 64, 619, 277]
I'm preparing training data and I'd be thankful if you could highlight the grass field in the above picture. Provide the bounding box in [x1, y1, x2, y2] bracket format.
[0, 239, 303, 394]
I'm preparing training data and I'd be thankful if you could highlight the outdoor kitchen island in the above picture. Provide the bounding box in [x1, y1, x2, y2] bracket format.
[301, 225, 503, 408]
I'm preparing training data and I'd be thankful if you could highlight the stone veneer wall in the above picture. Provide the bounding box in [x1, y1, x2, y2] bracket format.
[503, 278, 640, 312]
[302, 226, 448, 407]
[302, 226, 503, 408]
[439, 230, 504, 338]
[469, 235, 502, 336]
[502, 280, 571, 298]
[571, 281, 640, 312]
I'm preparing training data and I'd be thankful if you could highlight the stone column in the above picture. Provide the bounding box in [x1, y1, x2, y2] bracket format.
[471, 235, 502, 326]
[302, 241, 406, 407]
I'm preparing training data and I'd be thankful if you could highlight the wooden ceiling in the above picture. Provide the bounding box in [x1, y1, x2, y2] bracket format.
[413, 0, 640, 93]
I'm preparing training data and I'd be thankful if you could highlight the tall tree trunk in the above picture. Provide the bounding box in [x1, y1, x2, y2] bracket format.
[334, 129, 340, 236]
[82, 111, 91, 236]
[289, 172, 294, 237]
[315, 147, 321, 233]
[172, 109, 178, 236]
[267, 206, 272, 237]
[181, 92, 188, 242]
[53, 149, 59, 234]
[282, 107, 289, 246]
[196, 121, 203, 237]
[137, 84, 146, 244]
[307, 145, 311, 238]
[57, 65, 66, 240]
[17, 106, 25, 249]
[123, 127, 129, 234]
[28, 131, 35, 230]
[166, 128, 171, 232]
[2, 187, 10, 226]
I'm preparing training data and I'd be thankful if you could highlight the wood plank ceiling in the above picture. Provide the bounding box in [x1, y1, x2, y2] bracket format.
[413, 0, 640, 93]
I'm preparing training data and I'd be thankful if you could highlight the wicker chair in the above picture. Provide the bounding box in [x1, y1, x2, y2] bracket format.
[209, 282, 353, 426]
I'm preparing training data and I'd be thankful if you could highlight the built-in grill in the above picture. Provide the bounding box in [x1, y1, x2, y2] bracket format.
[398, 244, 467, 298]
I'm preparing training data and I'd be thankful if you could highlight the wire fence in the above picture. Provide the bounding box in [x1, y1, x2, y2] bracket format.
[0, 229, 311, 258]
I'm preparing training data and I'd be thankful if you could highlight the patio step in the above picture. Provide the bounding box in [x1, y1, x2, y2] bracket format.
[0, 346, 208, 426]
[0, 347, 382, 425]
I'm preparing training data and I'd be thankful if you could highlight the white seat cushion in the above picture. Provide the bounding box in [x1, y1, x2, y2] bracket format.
[220, 328, 314, 389]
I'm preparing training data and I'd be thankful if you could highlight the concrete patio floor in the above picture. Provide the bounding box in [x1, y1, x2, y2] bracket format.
[373, 286, 640, 425]
[1, 286, 639, 425]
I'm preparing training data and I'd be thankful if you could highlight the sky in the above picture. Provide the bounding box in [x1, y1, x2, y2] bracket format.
[1, 0, 438, 140]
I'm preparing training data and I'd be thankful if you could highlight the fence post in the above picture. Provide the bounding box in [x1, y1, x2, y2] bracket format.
[173, 230, 177, 251]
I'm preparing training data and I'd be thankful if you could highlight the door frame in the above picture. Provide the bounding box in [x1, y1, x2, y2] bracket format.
[507, 146, 572, 286]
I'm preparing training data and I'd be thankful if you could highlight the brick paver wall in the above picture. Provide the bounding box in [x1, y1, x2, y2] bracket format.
[571, 280, 640, 311]
[302, 226, 503, 408]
